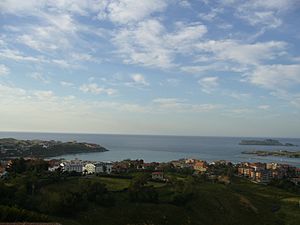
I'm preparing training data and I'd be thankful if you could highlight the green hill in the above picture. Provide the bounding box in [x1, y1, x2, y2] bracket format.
[1, 172, 300, 225]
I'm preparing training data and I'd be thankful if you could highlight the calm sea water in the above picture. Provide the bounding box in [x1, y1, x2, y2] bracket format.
[0, 132, 300, 167]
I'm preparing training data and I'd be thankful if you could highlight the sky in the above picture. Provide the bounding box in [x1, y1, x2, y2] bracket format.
[0, 0, 300, 137]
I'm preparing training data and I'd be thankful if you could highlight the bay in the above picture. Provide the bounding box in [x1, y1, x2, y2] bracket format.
[0, 132, 299, 167]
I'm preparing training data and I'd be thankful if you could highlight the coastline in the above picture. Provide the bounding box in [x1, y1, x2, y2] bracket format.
[1, 133, 300, 167]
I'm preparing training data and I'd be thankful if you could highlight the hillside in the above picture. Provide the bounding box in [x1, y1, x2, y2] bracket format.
[1, 171, 299, 225]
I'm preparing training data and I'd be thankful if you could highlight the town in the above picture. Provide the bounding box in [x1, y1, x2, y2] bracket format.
[1, 157, 299, 185]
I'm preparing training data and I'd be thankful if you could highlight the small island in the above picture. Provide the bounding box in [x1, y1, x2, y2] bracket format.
[239, 139, 298, 146]
[242, 150, 300, 158]
[0, 138, 108, 159]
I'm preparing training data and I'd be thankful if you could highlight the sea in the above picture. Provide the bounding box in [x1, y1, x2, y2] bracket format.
[0, 132, 300, 167]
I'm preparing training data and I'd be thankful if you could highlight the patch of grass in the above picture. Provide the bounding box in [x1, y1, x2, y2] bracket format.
[94, 177, 131, 191]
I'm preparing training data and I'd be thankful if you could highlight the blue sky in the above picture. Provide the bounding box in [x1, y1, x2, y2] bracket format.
[0, 0, 300, 137]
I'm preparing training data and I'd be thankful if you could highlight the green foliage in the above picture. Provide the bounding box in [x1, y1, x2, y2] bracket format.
[7, 158, 49, 174]
[269, 178, 300, 194]
[0, 205, 49, 222]
[0, 169, 300, 225]
[80, 180, 115, 206]
[129, 173, 158, 203]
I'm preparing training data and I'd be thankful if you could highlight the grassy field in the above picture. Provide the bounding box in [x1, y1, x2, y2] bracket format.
[1, 174, 300, 225]
[40, 175, 300, 225]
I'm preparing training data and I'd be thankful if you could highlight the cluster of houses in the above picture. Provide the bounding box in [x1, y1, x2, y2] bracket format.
[48, 159, 113, 174]
[1, 157, 300, 185]
[237, 162, 300, 184]
[170, 158, 209, 173]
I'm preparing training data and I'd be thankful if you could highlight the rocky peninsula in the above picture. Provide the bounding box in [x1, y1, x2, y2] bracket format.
[239, 139, 297, 146]
[242, 150, 300, 158]
[0, 138, 108, 159]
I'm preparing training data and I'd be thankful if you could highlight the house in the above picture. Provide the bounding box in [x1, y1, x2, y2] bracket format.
[112, 162, 129, 173]
[266, 163, 278, 170]
[152, 172, 164, 181]
[48, 159, 62, 172]
[254, 170, 272, 183]
[48, 165, 60, 172]
[105, 162, 113, 174]
[95, 163, 104, 173]
[193, 161, 208, 173]
[84, 163, 96, 174]
[238, 166, 254, 178]
[64, 163, 83, 173]
[142, 162, 159, 170]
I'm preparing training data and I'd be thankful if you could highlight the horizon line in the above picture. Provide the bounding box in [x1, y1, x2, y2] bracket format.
[0, 130, 299, 139]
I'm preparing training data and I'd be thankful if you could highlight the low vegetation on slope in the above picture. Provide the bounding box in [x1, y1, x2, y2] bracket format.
[0, 166, 300, 225]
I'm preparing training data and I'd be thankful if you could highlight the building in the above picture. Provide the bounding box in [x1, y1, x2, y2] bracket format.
[254, 170, 272, 183]
[152, 171, 164, 181]
[84, 163, 96, 174]
[266, 162, 278, 170]
[112, 162, 129, 173]
[64, 163, 83, 173]
[193, 161, 208, 173]
[105, 162, 113, 174]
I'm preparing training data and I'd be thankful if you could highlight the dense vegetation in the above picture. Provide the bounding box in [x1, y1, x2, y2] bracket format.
[1, 159, 300, 225]
[0, 138, 108, 158]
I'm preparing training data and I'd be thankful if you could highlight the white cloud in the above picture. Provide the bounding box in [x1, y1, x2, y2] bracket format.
[71, 53, 93, 61]
[270, 90, 300, 108]
[33, 90, 55, 101]
[60, 81, 74, 87]
[165, 22, 207, 51]
[221, 0, 299, 29]
[113, 19, 207, 68]
[113, 19, 174, 68]
[0, 0, 45, 14]
[165, 78, 180, 87]
[195, 40, 286, 65]
[0, 49, 46, 62]
[15, 14, 77, 53]
[239, 11, 281, 29]
[129, 73, 149, 86]
[258, 105, 270, 110]
[226, 91, 251, 100]
[198, 76, 219, 93]
[0, 84, 27, 97]
[249, 64, 300, 89]
[178, 0, 191, 8]
[51, 59, 72, 68]
[198, 7, 223, 22]
[152, 98, 220, 112]
[0, 64, 10, 76]
[97, 0, 167, 24]
[79, 83, 117, 95]
[29, 72, 50, 84]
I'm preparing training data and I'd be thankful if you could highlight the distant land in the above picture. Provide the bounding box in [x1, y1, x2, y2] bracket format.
[239, 139, 298, 146]
[242, 150, 300, 158]
[0, 138, 108, 159]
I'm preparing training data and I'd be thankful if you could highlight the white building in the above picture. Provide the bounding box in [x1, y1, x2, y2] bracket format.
[92, 162, 113, 174]
[84, 163, 96, 174]
[95, 163, 104, 173]
[64, 163, 83, 173]
[105, 163, 113, 174]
